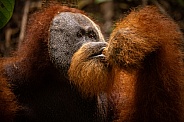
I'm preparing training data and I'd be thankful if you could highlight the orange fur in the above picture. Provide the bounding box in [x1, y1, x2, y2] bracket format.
[1, 4, 85, 82]
[0, 4, 82, 120]
[68, 42, 111, 97]
[0, 67, 18, 121]
[69, 6, 184, 122]
[105, 6, 184, 122]
[0, 4, 104, 121]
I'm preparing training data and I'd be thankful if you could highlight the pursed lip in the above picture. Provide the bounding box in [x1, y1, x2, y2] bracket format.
[92, 47, 106, 58]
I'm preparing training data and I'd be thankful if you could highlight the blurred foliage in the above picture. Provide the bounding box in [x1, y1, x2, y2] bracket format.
[177, 0, 184, 7]
[0, 0, 184, 57]
[79, 0, 184, 34]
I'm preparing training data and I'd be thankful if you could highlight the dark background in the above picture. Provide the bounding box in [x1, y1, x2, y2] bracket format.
[0, 0, 184, 56]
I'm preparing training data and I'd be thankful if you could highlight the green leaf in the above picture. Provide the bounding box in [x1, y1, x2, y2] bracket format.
[177, 0, 184, 7]
[0, 0, 15, 29]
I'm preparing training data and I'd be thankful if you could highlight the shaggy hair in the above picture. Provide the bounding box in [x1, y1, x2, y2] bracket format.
[69, 6, 184, 122]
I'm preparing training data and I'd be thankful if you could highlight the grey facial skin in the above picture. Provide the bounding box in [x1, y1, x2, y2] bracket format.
[49, 12, 105, 73]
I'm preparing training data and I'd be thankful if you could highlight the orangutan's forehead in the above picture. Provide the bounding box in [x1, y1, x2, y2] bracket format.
[50, 12, 104, 42]
[51, 12, 94, 28]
